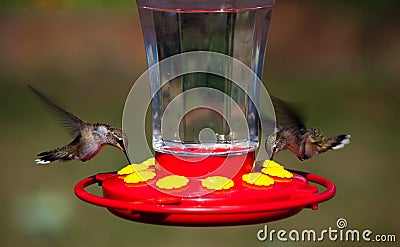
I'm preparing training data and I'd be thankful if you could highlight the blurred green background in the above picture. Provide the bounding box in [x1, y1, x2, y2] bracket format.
[1, 0, 399, 246]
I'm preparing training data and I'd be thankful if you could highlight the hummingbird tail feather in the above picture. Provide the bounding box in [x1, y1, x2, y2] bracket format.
[35, 158, 52, 164]
[35, 148, 72, 164]
[327, 134, 351, 150]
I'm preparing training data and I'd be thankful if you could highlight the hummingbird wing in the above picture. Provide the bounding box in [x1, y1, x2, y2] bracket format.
[270, 96, 306, 130]
[29, 85, 86, 137]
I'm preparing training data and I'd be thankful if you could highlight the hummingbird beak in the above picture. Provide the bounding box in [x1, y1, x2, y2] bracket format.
[117, 139, 132, 164]
[123, 149, 132, 165]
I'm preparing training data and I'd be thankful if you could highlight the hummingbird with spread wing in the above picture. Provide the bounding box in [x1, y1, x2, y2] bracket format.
[29, 86, 132, 165]
[266, 96, 350, 161]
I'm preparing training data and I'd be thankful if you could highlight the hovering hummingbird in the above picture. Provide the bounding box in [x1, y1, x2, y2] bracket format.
[29, 86, 132, 165]
[266, 96, 350, 161]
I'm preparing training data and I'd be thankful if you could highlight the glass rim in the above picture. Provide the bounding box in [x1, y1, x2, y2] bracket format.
[136, 0, 275, 12]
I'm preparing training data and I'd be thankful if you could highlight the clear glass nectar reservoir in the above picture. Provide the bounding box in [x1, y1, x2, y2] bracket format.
[137, 0, 274, 156]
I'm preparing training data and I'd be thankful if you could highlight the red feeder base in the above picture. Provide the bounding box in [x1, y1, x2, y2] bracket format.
[74, 170, 336, 226]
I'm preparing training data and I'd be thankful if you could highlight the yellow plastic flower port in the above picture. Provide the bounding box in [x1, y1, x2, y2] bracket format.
[262, 167, 293, 178]
[117, 164, 148, 175]
[117, 157, 156, 175]
[117, 165, 135, 175]
[202, 176, 234, 191]
[261, 160, 284, 169]
[242, 172, 275, 186]
[260, 159, 293, 179]
[156, 175, 189, 189]
[141, 157, 155, 168]
[124, 170, 156, 184]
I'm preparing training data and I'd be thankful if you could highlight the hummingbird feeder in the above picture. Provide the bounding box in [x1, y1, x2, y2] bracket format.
[74, 0, 336, 226]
